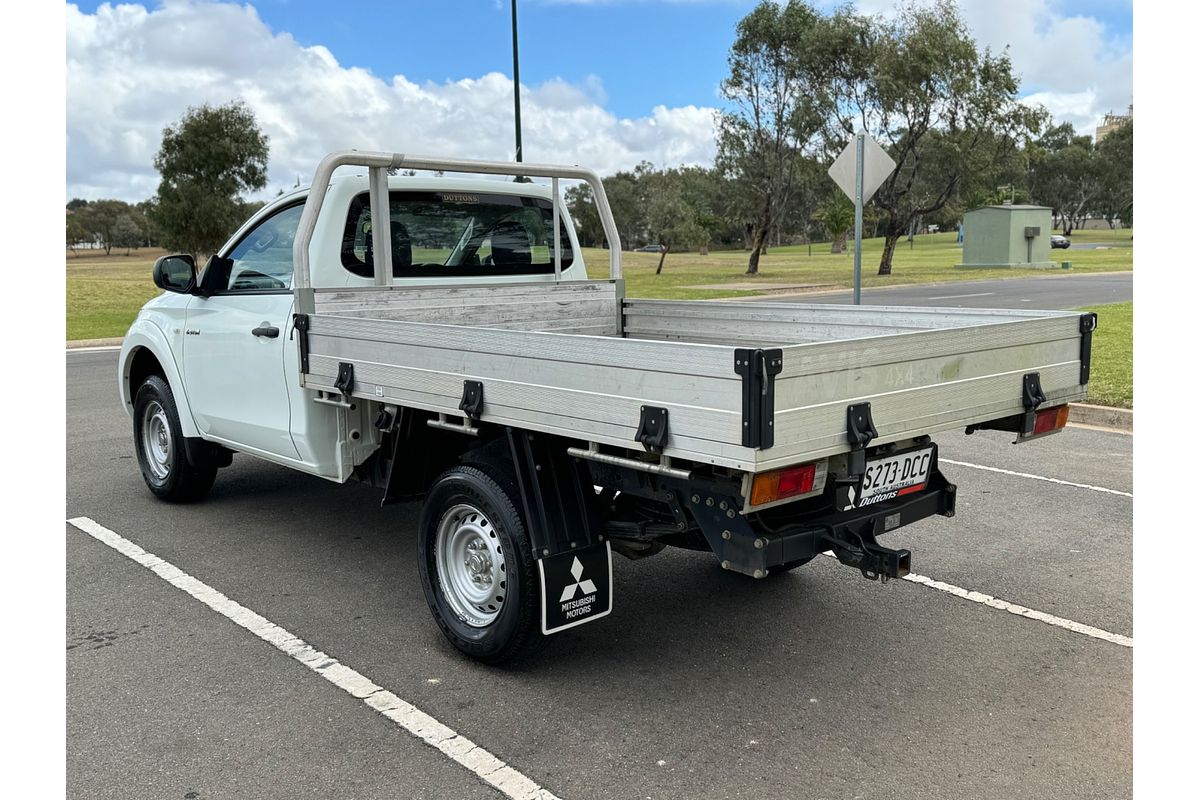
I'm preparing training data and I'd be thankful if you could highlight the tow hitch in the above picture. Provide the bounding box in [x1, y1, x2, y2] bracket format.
[823, 527, 911, 582]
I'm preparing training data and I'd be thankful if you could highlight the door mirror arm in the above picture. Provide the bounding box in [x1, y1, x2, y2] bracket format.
[195, 255, 234, 297]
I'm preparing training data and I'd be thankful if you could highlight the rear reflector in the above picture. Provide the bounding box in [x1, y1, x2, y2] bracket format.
[751, 462, 819, 507]
[1031, 404, 1070, 436]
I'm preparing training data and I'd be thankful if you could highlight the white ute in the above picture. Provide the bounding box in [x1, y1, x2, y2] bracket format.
[119, 151, 1096, 663]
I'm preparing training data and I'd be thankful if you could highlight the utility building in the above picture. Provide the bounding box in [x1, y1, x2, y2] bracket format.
[957, 205, 1055, 269]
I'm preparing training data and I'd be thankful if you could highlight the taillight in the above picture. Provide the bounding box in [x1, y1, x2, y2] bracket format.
[750, 462, 822, 506]
[1031, 404, 1070, 436]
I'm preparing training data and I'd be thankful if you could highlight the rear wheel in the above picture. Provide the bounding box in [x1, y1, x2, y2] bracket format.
[418, 463, 541, 664]
[133, 375, 217, 502]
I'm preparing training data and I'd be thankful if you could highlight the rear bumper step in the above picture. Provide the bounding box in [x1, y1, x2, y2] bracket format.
[753, 470, 956, 578]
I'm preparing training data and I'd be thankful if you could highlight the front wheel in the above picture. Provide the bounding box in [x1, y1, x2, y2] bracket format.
[132, 375, 217, 502]
[417, 463, 541, 664]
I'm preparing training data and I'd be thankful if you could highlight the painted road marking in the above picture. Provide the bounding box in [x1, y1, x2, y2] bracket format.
[927, 291, 995, 300]
[67, 516, 562, 800]
[819, 553, 1132, 648]
[940, 458, 1132, 498]
[66, 345, 121, 353]
[900, 571, 1132, 647]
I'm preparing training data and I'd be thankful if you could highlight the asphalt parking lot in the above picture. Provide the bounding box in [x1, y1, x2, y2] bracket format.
[67, 348, 1131, 800]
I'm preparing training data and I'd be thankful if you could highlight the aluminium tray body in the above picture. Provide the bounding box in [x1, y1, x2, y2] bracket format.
[295, 281, 1091, 473]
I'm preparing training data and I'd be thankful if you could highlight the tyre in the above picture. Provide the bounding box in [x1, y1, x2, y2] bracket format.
[418, 463, 541, 664]
[132, 374, 217, 502]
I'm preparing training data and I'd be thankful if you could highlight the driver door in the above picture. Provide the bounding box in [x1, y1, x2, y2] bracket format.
[183, 203, 303, 460]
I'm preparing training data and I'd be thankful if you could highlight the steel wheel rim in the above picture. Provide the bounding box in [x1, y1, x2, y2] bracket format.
[140, 400, 172, 482]
[434, 503, 507, 628]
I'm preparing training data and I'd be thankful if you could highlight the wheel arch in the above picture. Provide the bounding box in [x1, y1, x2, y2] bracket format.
[118, 323, 201, 439]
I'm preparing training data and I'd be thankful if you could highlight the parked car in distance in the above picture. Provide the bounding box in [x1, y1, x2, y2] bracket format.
[634, 244, 664, 252]
[1051, 234, 1071, 249]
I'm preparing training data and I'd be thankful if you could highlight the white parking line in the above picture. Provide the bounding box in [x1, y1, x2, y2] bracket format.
[940, 458, 1132, 498]
[926, 291, 994, 300]
[819, 553, 1132, 648]
[67, 516, 562, 800]
[900, 571, 1133, 647]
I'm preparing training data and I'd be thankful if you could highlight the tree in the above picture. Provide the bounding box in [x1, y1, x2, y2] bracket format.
[66, 214, 88, 256]
[1094, 122, 1132, 228]
[112, 214, 144, 255]
[1027, 122, 1100, 235]
[717, 0, 828, 275]
[565, 183, 606, 248]
[642, 170, 709, 274]
[151, 101, 269, 258]
[822, 1, 1038, 274]
[818, 196, 854, 253]
[135, 199, 162, 247]
[74, 199, 133, 256]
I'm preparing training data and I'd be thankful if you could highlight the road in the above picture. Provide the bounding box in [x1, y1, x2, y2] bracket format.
[762, 271, 1131, 309]
[67, 349, 1131, 800]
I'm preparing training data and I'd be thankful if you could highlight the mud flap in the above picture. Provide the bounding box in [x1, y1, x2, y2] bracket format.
[538, 542, 613, 635]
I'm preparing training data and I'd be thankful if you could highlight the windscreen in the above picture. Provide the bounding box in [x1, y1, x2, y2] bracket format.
[341, 190, 574, 278]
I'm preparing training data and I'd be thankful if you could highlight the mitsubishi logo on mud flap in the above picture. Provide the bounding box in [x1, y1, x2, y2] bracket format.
[538, 543, 613, 635]
[559, 557, 598, 602]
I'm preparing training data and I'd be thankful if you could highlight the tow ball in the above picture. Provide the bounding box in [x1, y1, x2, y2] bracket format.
[823, 527, 912, 582]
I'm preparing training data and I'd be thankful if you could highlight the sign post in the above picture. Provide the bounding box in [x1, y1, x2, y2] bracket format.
[828, 131, 897, 304]
[853, 132, 864, 305]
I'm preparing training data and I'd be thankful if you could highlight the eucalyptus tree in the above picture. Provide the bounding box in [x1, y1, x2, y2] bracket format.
[151, 101, 269, 258]
[716, 0, 829, 275]
[821, 1, 1039, 274]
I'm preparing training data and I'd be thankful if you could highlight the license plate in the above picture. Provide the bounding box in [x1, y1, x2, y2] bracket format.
[856, 447, 935, 507]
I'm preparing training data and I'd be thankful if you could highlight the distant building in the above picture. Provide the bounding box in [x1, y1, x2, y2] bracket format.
[1095, 104, 1132, 145]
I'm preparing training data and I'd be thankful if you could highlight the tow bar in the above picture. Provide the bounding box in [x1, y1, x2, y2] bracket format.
[823, 527, 912, 582]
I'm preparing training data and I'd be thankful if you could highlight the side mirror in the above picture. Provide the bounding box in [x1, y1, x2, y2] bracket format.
[153, 254, 197, 293]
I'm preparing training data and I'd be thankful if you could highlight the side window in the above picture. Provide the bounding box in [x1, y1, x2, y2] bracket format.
[225, 204, 304, 291]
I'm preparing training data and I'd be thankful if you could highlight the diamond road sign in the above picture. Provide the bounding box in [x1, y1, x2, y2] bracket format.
[828, 132, 897, 203]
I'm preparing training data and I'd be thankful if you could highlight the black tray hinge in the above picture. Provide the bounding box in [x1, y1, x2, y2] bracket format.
[635, 405, 669, 453]
[292, 313, 310, 373]
[1020, 371, 1046, 436]
[845, 402, 878, 476]
[1078, 312, 1097, 385]
[334, 362, 355, 396]
[459, 380, 484, 422]
[734, 348, 783, 449]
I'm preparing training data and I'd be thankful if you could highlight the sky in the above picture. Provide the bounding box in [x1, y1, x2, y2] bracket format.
[65, 0, 1134, 202]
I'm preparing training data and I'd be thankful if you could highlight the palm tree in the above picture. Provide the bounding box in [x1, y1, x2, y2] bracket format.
[819, 198, 854, 254]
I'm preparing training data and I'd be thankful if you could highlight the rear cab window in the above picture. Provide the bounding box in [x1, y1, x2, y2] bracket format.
[340, 190, 573, 279]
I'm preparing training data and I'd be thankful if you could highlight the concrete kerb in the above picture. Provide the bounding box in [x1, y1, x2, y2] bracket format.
[1069, 403, 1133, 432]
[67, 337, 123, 349]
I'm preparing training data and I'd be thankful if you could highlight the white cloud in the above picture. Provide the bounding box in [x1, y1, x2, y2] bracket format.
[66, 1, 718, 201]
[821, 0, 1132, 136]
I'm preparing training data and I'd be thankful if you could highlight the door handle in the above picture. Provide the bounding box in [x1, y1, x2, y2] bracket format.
[252, 323, 280, 338]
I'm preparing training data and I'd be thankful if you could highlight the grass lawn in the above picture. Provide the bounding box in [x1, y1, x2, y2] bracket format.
[607, 227, 1132, 301]
[1077, 301, 1132, 409]
[64, 228, 1133, 340]
[66, 248, 167, 340]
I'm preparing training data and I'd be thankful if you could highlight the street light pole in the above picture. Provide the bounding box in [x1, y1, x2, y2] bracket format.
[511, 0, 523, 164]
